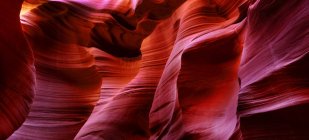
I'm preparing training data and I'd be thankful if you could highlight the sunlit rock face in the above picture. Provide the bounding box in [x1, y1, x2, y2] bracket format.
[0, 0, 308, 139]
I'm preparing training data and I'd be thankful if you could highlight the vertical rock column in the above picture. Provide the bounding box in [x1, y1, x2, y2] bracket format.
[0, 0, 35, 139]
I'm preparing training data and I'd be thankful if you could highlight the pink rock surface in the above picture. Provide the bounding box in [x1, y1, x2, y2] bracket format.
[0, 0, 308, 139]
[149, 0, 247, 139]
[238, 0, 309, 138]
[75, 6, 181, 138]
[9, 2, 102, 139]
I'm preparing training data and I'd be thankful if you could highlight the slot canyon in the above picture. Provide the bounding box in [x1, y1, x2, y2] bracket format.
[0, 0, 308, 139]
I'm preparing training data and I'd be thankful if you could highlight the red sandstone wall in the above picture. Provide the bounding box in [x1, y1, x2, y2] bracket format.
[0, 0, 308, 139]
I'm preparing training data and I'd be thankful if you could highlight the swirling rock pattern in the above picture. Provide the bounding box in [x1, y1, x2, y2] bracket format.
[238, 0, 309, 139]
[0, 0, 308, 139]
[9, 2, 102, 140]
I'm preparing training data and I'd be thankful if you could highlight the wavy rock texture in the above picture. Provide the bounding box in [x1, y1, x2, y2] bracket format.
[238, 0, 309, 139]
[0, 0, 308, 139]
[149, 0, 247, 139]
[9, 2, 102, 140]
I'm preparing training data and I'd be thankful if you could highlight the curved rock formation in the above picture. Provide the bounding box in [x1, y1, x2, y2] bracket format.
[0, 0, 308, 139]
[238, 0, 309, 139]
[0, 1, 35, 139]
[9, 2, 101, 139]
[75, 2, 183, 138]
[149, 0, 247, 139]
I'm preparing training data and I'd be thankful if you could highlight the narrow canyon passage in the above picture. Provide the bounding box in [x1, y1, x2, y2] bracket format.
[0, 0, 308, 139]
